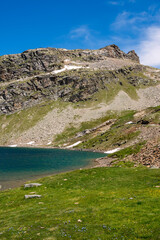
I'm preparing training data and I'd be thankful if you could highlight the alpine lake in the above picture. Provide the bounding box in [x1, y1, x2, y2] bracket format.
[0, 147, 106, 190]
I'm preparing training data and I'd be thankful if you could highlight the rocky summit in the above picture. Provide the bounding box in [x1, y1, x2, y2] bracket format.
[0, 44, 139, 82]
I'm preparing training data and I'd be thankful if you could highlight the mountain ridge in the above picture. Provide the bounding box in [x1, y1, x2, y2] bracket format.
[0, 44, 139, 83]
[0, 44, 160, 154]
[0, 44, 158, 115]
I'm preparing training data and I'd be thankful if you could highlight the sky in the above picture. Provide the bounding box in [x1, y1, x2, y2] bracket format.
[1, 0, 160, 67]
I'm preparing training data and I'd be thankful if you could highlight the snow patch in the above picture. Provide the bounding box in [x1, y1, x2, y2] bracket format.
[66, 141, 82, 149]
[125, 121, 133, 125]
[104, 148, 121, 154]
[27, 141, 35, 145]
[52, 65, 87, 74]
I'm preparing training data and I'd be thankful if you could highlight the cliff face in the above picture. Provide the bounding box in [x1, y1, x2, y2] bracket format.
[0, 44, 157, 115]
[99, 44, 139, 62]
[0, 65, 154, 115]
[0, 44, 139, 83]
[0, 48, 63, 82]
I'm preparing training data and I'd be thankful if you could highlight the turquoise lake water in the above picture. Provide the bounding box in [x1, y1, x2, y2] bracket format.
[0, 147, 106, 189]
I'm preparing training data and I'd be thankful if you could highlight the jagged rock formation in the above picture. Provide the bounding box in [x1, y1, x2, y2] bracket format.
[0, 44, 139, 83]
[0, 65, 155, 114]
[0, 44, 159, 115]
[99, 44, 139, 62]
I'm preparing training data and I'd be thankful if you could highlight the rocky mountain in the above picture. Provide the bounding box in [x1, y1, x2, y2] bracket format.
[0, 44, 139, 82]
[0, 44, 159, 115]
[0, 44, 160, 161]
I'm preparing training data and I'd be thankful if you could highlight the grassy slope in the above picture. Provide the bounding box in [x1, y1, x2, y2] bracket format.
[77, 111, 139, 150]
[0, 167, 160, 239]
[55, 106, 160, 153]
[54, 111, 119, 146]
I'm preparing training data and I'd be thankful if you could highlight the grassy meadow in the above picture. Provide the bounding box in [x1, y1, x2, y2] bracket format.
[0, 167, 160, 239]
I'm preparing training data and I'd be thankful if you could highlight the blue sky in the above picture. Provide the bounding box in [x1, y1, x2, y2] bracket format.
[1, 0, 160, 67]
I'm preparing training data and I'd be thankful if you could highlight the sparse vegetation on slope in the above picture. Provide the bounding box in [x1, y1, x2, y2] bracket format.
[77, 117, 140, 150]
[54, 111, 118, 146]
[54, 110, 139, 150]
[0, 100, 69, 144]
[108, 141, 146, 160]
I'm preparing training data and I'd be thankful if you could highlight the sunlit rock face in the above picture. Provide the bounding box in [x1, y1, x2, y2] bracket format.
[0, 44, 156, 115]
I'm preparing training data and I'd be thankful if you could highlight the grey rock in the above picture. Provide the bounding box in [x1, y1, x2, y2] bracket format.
[0, 46, 149, 115]
[24, 183, 42, 188]
[150, 166, 159, 169]
[99, 44, 140, 63]
[25, 195, 42, 199]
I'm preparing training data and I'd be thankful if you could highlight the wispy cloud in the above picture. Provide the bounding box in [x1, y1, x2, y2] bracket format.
[70, 25, 91, 40]
[108, 1, 124, 6]
[107, 0, 135, 6]
[137, 26, 160, 67]
[69, 25, 109, 49]
[112, 6, 160, 32]
[109, 6, 160, 67]
[112, 11, 147, 30]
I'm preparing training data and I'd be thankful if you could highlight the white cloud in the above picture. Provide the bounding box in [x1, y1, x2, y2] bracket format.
[112, 11, 147, 30]
[108, 1, 124, 6]
[69, 25, 108, 49]
[70, 25, 91, 40]
[137, 26, 160, 67]
[107, 0, 135, 5]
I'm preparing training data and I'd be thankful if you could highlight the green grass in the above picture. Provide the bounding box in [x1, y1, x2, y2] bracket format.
[0, 167, 160, 239]
[0, 100, 70, 144]
[112, 160, 135, 168]
[143, 106, 160, 124]
[78, 129, 140, 150]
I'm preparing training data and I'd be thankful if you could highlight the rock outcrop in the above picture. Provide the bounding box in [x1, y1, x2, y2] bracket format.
[0, 45, 139, 83]
[0, 48, 64, 82]
[99, 44, 139, 63]
[0, 65, 154, 114]
[0, 44, 158, 115]
[130, 141, 160, 168]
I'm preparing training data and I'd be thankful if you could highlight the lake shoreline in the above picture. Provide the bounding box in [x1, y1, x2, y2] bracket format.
[0, 159, 100, 191]
[0, 144, 105, 153]
[0, 147, 106, 191]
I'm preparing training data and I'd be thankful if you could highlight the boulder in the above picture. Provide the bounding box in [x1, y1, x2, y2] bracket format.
[24, 183, 42, 188]
[25, 195, 42, 199]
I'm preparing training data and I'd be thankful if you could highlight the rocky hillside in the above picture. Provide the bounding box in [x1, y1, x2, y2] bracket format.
[0, 44, 160, 156]
[0, 44, 139, 82]
[0, 44, 152, 115]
